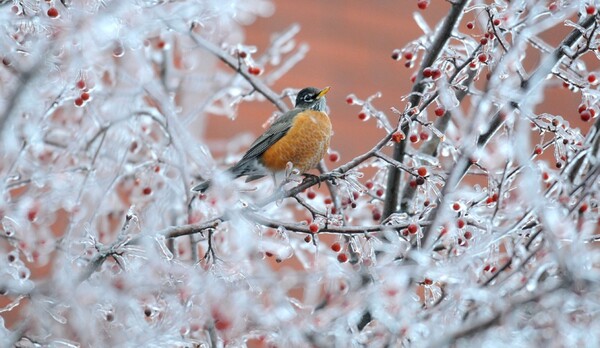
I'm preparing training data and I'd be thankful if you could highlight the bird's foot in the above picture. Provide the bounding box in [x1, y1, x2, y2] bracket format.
[302, 173, 323, 187]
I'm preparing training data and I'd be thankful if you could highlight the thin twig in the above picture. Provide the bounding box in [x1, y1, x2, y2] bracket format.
[189, 30, 289, 113]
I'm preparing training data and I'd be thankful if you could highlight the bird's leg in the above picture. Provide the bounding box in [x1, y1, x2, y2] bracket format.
[271, 171, 287, 197]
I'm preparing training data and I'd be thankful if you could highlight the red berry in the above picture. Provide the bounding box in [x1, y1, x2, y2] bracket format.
[579, 104, 587, 113]
[409, 134, 419, 143]
[417, 167, 427, 177]
[423, 67, 432, 78]
[331, 242, 342, 252]
[579, 203, 588, 213]
[337, 253, 348, 263]
[423, 278, 433, 285]
[358, 112, 368, 120]
[589, 73, 597, 84]
[586, 5, 596, 15]
[466, 22, 474, 29]
[493, 19, 501, 26]
[329, 151, 339, 162]
[581, 109, 592, 122]
[47, 7, 59, 18]
[346, 96, 354, 104]
[142, 187, 152, 195]
[365, 181, 374, 189]
[452, 202, 461, 211]
[27, 208, 37, 222]
[306, 190, 316, 199]
[214, 318, 231, 331]
[542, 172, 550, 181]
[457, 219, 466, 229]
[309, 223, 319, 233]
[409, 180, 417, 188]
[74, 98, 84, 107]
[372, 209, 381, 221]
[417, 0, 428, 10]
[404, 52, 414, 60]
[416, 177, 425, 185]
[419, 131, 429, 141]
[304, 235, 312, 243]
[534, 145, 543, 155]
[434, 107, 445, 117]
[247, 66, 261, 75]
[324, 198, 333, 205]
[480, 38, 488, 45]
[156, 40, 167, 50]
[376, 189, 384, 197]
[81, 92, 90, 101]
[549, 3, 558, 12]
[464, 231, 473, 239]
[392, 131, 405, 143]
[478, 53, 488, 63]
[407, 223, 418, 234]
[431, 68, 442, 80]
[76, 79, 86, 90]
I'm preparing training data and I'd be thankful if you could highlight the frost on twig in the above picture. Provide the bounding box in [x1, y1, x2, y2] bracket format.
[2, 1, 600, 347]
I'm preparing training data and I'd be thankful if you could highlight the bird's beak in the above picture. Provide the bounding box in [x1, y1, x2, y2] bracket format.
[316, 86, 331, 99]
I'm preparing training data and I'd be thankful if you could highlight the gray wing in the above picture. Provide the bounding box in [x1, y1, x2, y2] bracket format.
[229, 109, 301, 178]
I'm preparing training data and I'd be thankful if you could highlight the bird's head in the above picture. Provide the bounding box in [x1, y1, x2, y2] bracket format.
[294, 86, 330, 111]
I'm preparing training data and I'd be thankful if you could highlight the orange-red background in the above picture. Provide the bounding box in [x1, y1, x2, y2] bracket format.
[205, 1, 588, 163]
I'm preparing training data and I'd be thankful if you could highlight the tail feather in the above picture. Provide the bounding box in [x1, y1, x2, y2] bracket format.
[191, 180, 211, 193]
[230, 160, 266, 183]
[192, 160, 266, 192]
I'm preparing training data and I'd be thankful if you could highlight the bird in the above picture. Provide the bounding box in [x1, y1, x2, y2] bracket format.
[192, 86, 332, 192]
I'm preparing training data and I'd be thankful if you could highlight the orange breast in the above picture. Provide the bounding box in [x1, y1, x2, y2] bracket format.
[261, 110, 332, 172]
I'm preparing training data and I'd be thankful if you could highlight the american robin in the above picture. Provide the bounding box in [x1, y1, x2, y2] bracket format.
[192, 86, 332, 192]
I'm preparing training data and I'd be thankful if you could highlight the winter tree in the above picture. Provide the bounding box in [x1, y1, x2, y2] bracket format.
[1, 0, 599, 346]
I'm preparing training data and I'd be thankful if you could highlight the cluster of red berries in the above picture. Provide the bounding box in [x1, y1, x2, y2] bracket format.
[578, 103, 596, 122]
[74, 79, 91, 107]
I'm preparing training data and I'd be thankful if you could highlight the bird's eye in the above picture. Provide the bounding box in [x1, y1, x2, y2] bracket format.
[303, 94, 314, 102]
